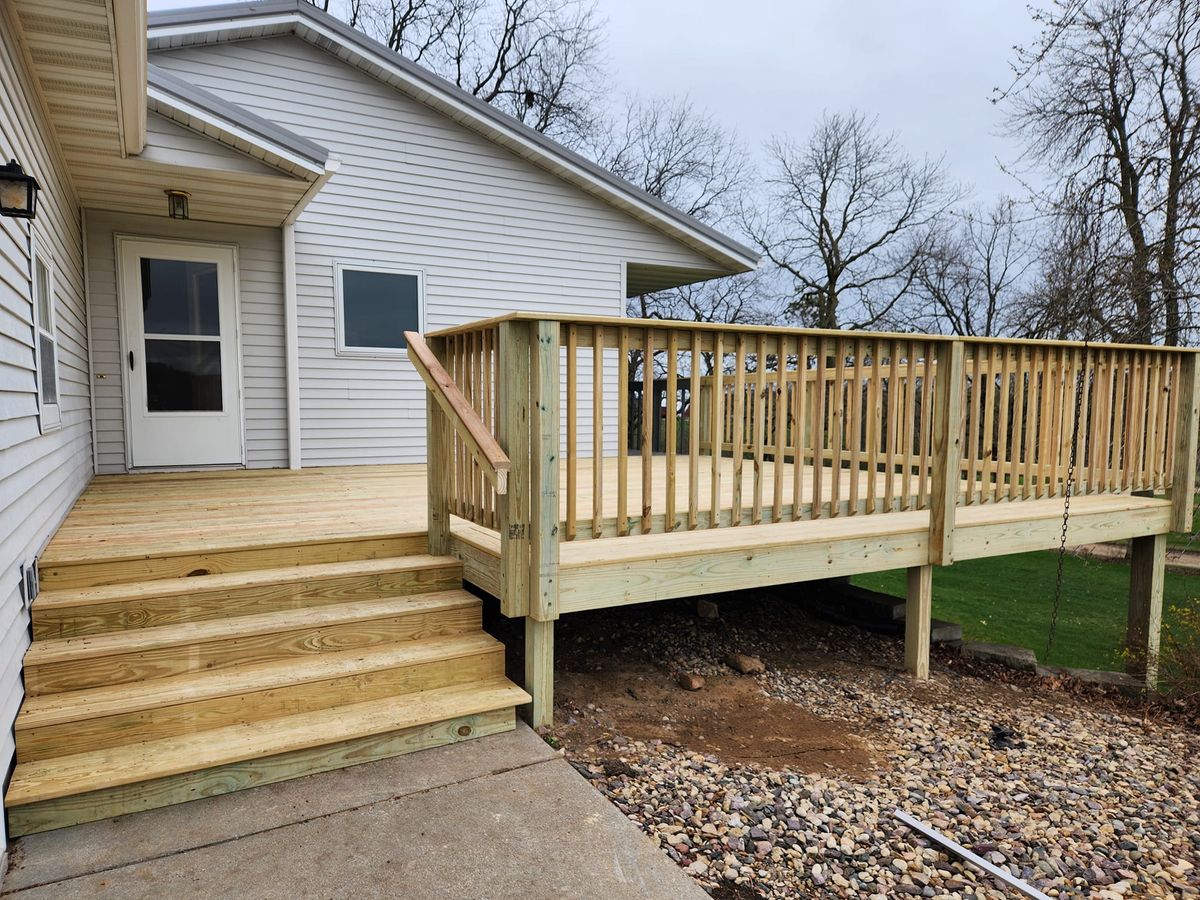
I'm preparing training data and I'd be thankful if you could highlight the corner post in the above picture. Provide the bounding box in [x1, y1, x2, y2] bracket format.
[1169, 352, 1200, 532]
[524, 320, 560, 729]
[529, 319, 561, 622]
[929, 340, 965, 566]
[905, 564, 933, 680]
[1127, 532, 1165, 687]
[497, 321, 532, 617]
[425, 334, 452, 556]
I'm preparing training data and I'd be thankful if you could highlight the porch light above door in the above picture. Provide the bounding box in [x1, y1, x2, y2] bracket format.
[0, 160, 40, 220]
[165, 189, 191, 220]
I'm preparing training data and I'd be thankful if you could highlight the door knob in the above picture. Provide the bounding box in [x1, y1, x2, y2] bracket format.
[128, 350, 135, 371]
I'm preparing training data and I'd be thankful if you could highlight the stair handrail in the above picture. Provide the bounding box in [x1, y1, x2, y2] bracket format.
[405, 331, 510, 495]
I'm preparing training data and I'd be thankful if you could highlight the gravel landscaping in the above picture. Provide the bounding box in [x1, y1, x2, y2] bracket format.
[537, 588, 1200, 899]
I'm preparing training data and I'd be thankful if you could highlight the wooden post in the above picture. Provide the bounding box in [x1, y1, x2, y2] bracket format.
[425, 335, 452, 556]
[1127, 533, 1165, 687]
[525, 617, 554, 729]
[905, 564, 933, 681]
[529, 319, 560, 622]
[1169, 352, 1200, 532]
[929, 341, 965, 566]
[497, 321, 531, 617]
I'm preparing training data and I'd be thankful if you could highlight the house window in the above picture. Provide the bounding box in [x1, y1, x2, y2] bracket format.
[335, 263, 423, 356]
[33, 251, 59, 431]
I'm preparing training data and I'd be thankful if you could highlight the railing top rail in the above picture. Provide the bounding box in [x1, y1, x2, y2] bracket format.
[405, 331, 510, 495]
[427, 312, 1198, 355]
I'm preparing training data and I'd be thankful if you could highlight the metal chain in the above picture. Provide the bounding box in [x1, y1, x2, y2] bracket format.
[1046, 340, 1090, 662]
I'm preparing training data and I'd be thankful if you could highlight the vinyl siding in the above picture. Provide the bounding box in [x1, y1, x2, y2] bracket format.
[85, 211, 287, 473]
[0, 6, 94, 844]
[151, 36, 716, 465]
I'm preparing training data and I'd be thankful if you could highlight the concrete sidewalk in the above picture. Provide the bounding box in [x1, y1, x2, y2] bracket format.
[3, 725, 705, 899]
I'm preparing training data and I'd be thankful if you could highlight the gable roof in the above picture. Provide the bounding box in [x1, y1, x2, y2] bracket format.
[147, 62, 333, 178]
[146, 0, 759, 275]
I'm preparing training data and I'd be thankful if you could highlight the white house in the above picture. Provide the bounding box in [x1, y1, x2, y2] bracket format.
[0, 0, 755, 843]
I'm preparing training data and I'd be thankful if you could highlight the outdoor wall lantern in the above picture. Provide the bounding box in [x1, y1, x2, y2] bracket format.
[0, 160, 40, 220]
[165, 189, 191, 220]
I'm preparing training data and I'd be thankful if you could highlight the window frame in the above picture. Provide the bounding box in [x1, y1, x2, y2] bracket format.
[31, 242, 60, 433]
[333, 261, 425, 359]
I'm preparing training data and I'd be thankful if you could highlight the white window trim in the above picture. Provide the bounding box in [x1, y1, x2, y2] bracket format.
[32, 243, 61, 433]
[333, 261, 425, 358]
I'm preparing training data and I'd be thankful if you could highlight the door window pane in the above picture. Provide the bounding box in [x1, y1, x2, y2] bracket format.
[141, 258, 220, 336]
[145, 339, 223, 411]
[340, 269, 420, 350]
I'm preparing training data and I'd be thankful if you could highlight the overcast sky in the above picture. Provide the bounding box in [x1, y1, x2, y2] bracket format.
[147, 0, 1043, 204]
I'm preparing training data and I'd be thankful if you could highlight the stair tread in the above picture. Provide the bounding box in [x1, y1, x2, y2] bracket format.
[6, 679, 531, 807]
[25, 590, 481, 666]
[34, 555, 462, 611]
[16, 632, 503, 730]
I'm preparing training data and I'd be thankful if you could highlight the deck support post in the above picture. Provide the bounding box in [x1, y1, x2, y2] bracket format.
[529, 319, 560, 623]
[425, 335, 452, 556]
[905, 564, 933, 681]
[524, 617, 554, 729]
[497, 321, 532, 617]
[929, 341, 964, 566]
[1169, 352, 1200, 532]
[1127, 533, 1165, 687]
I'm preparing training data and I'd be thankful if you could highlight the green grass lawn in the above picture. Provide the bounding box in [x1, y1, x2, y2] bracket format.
[853, 551, 1200, 671]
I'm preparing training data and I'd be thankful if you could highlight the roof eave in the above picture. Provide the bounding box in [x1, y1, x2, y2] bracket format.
[112, 0, 148, 156]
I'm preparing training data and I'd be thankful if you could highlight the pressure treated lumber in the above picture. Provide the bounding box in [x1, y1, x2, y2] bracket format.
[525, 617, 554, 728]
[23, 591, 483, 695]
[405, 331, 510, 495]
[905, 565, 933, 681]
[17, 633, 504, 761]
[1127, 533, 1165, 687]
[32, 555, 463, 638]
[5, 681, 528, 835]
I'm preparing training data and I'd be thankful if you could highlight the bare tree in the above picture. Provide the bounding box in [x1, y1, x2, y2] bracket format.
[582, 96, 772, 377]
[1003, 0, 1200, 345]
[897, 199, 1035, 336]
[745, 111, 959, 330]
[327, 0, 603, 145]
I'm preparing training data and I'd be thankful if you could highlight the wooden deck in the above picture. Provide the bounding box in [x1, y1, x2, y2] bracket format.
[44, 462, 1172, 610]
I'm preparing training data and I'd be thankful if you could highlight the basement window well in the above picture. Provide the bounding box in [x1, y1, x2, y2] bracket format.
[335, 263, 424, 356]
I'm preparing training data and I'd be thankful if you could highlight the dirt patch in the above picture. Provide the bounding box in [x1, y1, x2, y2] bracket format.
[555, 664, 877, 779]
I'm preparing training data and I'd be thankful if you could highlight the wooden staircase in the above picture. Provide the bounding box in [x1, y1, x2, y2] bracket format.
[5, 533, 528, 836]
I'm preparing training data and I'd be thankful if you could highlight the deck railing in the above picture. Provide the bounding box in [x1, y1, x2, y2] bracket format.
[422, 314, 1199, 620]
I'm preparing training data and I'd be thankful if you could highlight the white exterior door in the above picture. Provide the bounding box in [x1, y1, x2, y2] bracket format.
[118, 239, 243, 468]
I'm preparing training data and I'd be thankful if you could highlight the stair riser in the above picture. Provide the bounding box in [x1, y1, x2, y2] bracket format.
[17, 648, 505, 761]
[7, 707, 516, 837]
[33, 565, 463, 639]
[24, 604, 482, 695]
[39, 534, 430, 591]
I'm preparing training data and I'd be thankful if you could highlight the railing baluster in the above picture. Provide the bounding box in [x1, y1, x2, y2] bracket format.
[617, 327, 629, 536]
[731, 334, 747, 525]
[867, 341, 883, 514]
[752, 334, 767, 524]
[831, 341, 846, 516]
[848, 339, 863, 515]
[917, 343, 933, 508]
[689, 330, 701, 530]
[566, 324, 577, 541]
[592, 324, 604, 537]
[886, 341, 899, 511]
[666, 330, 678, 532]
[812, 340, 827, 518]
[709, 333, 724, 528]
[641, 327, 654, 534]
[792, 336, 807, 520]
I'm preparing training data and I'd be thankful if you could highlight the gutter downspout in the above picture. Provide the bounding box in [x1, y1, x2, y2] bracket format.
[281, 156, 339, 470]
